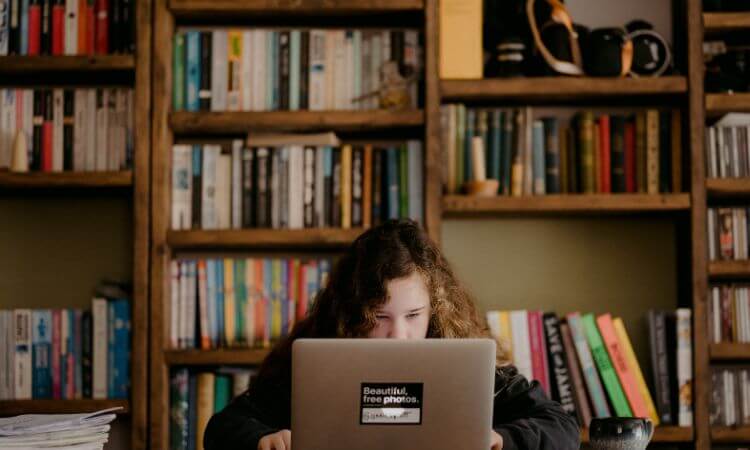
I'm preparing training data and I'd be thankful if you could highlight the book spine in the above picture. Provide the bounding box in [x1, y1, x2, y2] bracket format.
[19, 0, 28, 54]
[81, 310, 92, 397]
[13, 310, 32, 399]
[0, 0, 8, 55]
[299, 30, 309, 110]
[31, 310, 52, 398]
[527, 311, 549, 394]
[624, 120, 636, 193]
[610, 116, 626, 193]
[509, 310, 532, 381]
[201, 145, 218, 229]
[240, 31, 251, 111]
[62, 89, 74, 171]
[91, 299, 107, 399]
[676, 308, 693, 426]
[407, 141, 423, 222]
[648, 310, 673, 424]
[304, 146, 315, 228]
[351, 146, 362, 227]
[582, 313, 632, 417]
[596, 313, 649, 418]
[543, 313, 577, 417]
[185, 31, 201, 112]
[561, 321, 592, 427]
[532, 120, 546, 195]
[566, 312, 611, 418]
[191, 145, 202, 229]
[172, 32, 185, 111]
[170, 369, 189, 450]
[646, 110, 660, 194]
[196, 373, 215, 450]
[231, 140, 242, 229]
[386, 147, 398, 220]
[398, 144, 408, 218]
[543, 117, 560, 194]
[198, 31, 212, 111]
[613, 317, 660, 425]
[279, 30, 290, 110]
[659, 110, 672, 193]
[579, 112, 595, 193]
[242, 147, 255, 227]
[210, 30, 227, 111]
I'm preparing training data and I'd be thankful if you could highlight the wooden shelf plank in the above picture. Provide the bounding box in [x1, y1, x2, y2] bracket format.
[170, 110, 424, 134]
[0, 171, 133, 188]
[712, 426, 750, 443]
[169, 0, 423, 16]
[581, 426, 693, 443]
[707, 178, 750, 198]
[0, 399, 130, 416]
[167, 228, 365, 249]
[704, 12, 750, 32]
[440, 76, 687, 102]
[709, 260, 750, 279]
[443, 194, 691, 216]
[706, 93, 750, 114]
[0, 55, 135, 73]
[164, 349, 270, 366]
[710, 343, 750, 360]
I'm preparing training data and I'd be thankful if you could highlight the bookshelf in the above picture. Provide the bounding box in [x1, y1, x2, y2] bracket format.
[442, 194, 691, 216]
[0, 55, 136, 73]
[441, 76, 688, 102]
[0, 171, 133, 189]
[169, 110, 425, 134]
[700, 5, 750, 448]
[710, 343, 750, 361]
[0, 1, 151, 449]
[149, 0, 438, 448]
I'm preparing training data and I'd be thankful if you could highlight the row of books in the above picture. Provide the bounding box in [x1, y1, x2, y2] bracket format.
[170, 257, 331, 349]
[170, 368, 257, 450]
[707, 207, 750, 261]
[0, 0, 134, 55]
[0, 299, 131, 400]
[172, 28, 421, 112]
[441, 106, 682, 196]
[0, 88, 134, 172]
[485, 309, 692, 427]
[171, 138, 424, 231]
[710, 285, 750, 344]
[711, 367, 750, 427]
[705, 113, 750, 179]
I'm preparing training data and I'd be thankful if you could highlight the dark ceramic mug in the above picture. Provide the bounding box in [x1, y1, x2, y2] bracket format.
[588, 418, 654, 450]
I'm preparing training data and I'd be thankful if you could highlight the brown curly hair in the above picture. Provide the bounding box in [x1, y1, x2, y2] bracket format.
[250, 219, 507, 391]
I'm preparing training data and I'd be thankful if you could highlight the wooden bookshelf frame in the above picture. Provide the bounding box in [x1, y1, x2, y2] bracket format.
[150, 0, 439, 448]
[0, 1, 150, 449]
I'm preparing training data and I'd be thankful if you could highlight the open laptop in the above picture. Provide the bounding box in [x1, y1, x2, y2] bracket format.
[292, 338, 496, 450]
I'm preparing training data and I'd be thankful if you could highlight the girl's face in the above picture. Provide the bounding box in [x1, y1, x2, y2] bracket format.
[367, 271, 431, 339]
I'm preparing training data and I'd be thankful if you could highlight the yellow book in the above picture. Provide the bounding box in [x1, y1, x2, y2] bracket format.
[244, 258, 255, 348]
[439, 0, 482, 79]
[341, 144, 352, 228]
[613, 317, 660, 425]
[498, 311, 513, 363]
[272, 259, 282, 340]
[223, 259, 236, 346]
[196, 372, 215, 450]
[227, 31, 243, 111]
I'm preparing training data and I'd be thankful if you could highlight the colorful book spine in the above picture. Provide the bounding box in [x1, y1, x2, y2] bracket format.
[582, 313, 632, 417]
[566, 312, 611, 418]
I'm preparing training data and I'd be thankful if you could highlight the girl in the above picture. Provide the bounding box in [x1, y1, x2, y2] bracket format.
[204, 219, 580, 450]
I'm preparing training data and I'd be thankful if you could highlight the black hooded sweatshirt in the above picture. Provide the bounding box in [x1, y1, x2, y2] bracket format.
[204, 365, 581, 450]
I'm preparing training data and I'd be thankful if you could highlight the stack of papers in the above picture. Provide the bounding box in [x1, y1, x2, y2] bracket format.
[0, 408, 120, 450]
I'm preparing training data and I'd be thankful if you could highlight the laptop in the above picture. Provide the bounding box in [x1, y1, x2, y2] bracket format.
[292, 338, 496, 450]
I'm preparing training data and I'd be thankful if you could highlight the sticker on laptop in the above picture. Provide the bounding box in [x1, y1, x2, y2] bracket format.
[360, 382, 423, 425]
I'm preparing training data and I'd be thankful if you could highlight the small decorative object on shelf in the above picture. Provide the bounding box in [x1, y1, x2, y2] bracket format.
[588, 418, 654, 450]
[11, 131, 28, 173]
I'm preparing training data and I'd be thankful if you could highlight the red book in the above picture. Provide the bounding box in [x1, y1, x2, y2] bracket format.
[596, 314, 650, 419]
[77, 0, 87, 54]
[28, 2, 42, 55]
[624, 122, 636, 193]
[51, 310, 61, 399]
[297, 264, 308, 322]
[94, 0, 108, 54]
[527, 311, 551, 395]
[598, 115, 611, 193]
[42, 91, 53, 171]
[86, 1, 95, 54]
[51, 0, 65, 55]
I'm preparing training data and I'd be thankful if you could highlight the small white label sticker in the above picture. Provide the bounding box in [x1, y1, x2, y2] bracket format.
[360, 383, 423, 425]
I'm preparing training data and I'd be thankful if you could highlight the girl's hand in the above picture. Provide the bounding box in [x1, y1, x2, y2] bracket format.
[491, 430, 503, 450]
[258, 429, 291, 450]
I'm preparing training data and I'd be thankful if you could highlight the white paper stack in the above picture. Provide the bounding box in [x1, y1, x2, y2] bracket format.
[0, 408, 120, 450]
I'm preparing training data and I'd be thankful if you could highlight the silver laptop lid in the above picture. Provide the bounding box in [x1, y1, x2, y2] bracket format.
[292, 338, 496, 450]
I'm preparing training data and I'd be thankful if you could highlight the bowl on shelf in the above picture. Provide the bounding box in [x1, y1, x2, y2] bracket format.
[463, 180, 499, 197]
[588, 417, 653, 450]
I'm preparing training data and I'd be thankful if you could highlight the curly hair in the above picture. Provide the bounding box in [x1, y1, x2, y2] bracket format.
[250, 219, 507, 391]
